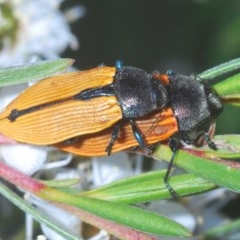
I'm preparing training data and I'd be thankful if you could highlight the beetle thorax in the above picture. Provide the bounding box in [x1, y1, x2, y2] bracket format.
[113, 67, 168, 119]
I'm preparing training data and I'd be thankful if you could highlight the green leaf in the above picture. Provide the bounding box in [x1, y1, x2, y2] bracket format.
[81, 171, 215, 204]
[41, 178, 80, 188]
[45, 189, 190, 237]
[202, 218, 240, 239]
[0, 58, 74, 87]
[212, 72, 240, 105]
[153, 135, 240, 192]
[199, 57, 240, 80]
[197, 58, 240, 106]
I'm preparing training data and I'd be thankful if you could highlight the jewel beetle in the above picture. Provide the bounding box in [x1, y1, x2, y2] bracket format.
[0, 61, 222, 150]
[0, 61, 223, 196]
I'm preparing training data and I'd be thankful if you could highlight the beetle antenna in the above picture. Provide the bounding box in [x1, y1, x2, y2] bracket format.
[164, 138, 178, 199]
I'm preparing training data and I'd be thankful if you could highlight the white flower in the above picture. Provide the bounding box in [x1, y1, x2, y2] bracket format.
[0, 144, 48, 175]
[0, 0, 85, 66]
[91, 152, 143, 187]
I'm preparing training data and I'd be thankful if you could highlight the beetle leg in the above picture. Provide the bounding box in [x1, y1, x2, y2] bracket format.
[115, 60, 123, 69]
[164, 138, 178, 199]
[129, 119, 146, 149]
[179, 133, 193, 145]
[105, 124, 121, 155]
[98, 62, 105, 67]
[196, 131, 217, 150]
[203, 132, 217, 149]
[166, 69, 175, 76]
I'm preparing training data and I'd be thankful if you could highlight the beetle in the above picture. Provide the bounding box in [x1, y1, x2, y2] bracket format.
[0, 61, 223, 196]
[56, 63, 223, 159]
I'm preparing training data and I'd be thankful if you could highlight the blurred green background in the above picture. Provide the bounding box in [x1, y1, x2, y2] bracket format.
[66, 0, 240, 136]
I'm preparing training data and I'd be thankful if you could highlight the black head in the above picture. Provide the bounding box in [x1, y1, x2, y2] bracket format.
[169, 74, 223, 132]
